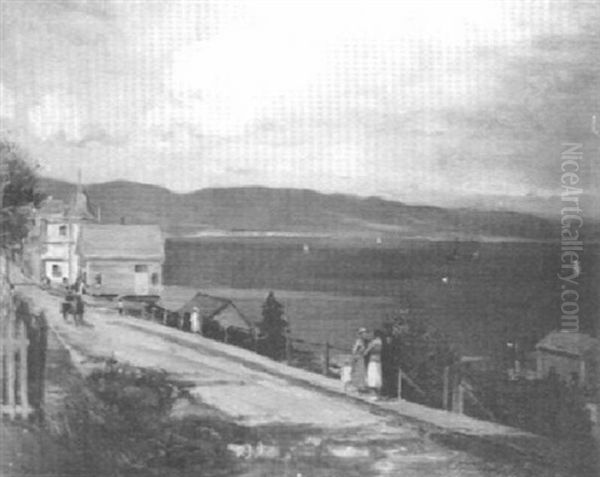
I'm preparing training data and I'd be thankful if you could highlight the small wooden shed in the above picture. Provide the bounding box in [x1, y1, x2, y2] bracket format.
[158, 290, 255, 343]
[536, 331, 599, 387]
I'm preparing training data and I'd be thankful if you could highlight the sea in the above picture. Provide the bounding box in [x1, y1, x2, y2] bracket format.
[163, 236, 599, 367]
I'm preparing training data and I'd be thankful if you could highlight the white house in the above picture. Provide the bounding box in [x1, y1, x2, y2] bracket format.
[26, 183, 97, 285]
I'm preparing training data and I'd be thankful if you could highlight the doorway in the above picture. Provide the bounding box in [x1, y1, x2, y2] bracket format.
[134, 264, 149, 295]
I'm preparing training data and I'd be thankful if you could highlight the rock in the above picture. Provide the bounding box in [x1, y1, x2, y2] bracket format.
[227, 442, 280, 460]
[304, 436, 323, 447]
[325, 445, 370, 459]
[227, 444, 250, 459]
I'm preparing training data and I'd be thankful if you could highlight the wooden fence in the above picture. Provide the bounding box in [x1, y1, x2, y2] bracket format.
[1, 254, 32, 420]
[284, 335, 431, 401]
[284, 335, 496, 417]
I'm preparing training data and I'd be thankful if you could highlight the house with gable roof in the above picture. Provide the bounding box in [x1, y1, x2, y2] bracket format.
[535, 331, 599, 388]
[77, 224, 164, 296]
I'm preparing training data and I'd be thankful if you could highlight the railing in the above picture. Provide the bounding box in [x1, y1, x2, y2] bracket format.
[103, 290, 490, 416]
[283, 334, 430, 401]
[0, 313, 31, 419]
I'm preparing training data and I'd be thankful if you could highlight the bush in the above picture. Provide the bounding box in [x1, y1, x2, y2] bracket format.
[469, 370, 592, 440]
[392, 317, 458, 407]
[56, 362, 237, 476]
[0, 140, 45, 248]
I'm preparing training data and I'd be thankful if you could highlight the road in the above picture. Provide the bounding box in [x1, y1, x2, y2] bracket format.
[13, 280, 561, 476]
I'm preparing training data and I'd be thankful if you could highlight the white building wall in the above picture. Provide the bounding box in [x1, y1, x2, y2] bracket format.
[44, 260, 68, 283]
[44, 243, 69, 258]
[40, 220, 80, 284]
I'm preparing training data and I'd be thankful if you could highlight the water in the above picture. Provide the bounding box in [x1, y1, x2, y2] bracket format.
[163, 237, 599, 364]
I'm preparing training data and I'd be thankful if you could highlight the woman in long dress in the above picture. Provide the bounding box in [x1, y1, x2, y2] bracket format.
[364, 330, 383, 399]
[351, 328, 368, 391]
[190, 306, 200, 333]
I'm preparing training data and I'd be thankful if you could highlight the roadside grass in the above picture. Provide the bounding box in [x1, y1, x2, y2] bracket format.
[41, 358, 375, 477]
[48, 362, 240, 477]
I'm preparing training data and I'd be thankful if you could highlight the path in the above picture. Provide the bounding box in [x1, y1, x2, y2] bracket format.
[12, 279, 569, 476]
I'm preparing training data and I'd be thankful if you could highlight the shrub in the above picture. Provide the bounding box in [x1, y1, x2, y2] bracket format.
[56, 362, 236, 476]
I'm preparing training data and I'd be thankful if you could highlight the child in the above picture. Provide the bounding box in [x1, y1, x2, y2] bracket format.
[340, 356, 353, 393]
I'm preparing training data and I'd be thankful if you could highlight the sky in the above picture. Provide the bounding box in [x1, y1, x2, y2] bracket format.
[1, 0, 599, 206]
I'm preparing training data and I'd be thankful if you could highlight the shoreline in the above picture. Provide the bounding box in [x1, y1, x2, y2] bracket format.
[166, 231, 566, 245]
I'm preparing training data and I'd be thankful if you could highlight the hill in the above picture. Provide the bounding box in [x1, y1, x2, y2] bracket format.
[39, 178, 563, 240]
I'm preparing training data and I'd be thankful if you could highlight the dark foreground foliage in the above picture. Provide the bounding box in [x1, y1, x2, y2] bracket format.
[0, 140, 45, 248]
[54, 363, 239, 477]
[469, 370, 593, 439]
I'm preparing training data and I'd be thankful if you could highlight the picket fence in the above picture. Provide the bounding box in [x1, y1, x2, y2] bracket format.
[0, 255, 31, 419]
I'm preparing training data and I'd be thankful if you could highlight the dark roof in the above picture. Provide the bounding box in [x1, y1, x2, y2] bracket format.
[37, 191, 97, 221]
[180, 293, 230, 317]
[536, 331, 599, 358]
[159, 291, 254, 332]
[68, 190, 96, 220]
[78, 224, 164, 260]
[37, 198, 67, 216]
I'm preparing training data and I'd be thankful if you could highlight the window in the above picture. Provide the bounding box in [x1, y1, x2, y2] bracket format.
[151, 273, 159, 286]
[51, 264, 62, 278]
[95, 274, 102, 285]
[570, 372, 580, 385]
[134, 264, 148, 273]
[58, 225, 67, 236]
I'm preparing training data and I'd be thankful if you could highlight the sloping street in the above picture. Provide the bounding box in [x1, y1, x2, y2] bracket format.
[10, 276, 571, 477]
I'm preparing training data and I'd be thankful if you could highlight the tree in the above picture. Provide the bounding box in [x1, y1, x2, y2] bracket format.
[391, 316, 458, 407]
[258, 291, 288, 360]
[0, 140, 44, 249]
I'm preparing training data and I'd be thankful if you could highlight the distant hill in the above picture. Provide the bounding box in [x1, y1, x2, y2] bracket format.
[38, 177, 569, 241]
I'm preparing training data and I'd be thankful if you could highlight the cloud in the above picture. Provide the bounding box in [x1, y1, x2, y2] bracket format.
[0, 0, 598, 206]
[28, 93, 82, 141]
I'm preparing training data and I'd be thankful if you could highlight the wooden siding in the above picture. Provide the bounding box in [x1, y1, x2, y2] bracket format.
[84, 259, 162, 296]
[537, 352, 587, 385]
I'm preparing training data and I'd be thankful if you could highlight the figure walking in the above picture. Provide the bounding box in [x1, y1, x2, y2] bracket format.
[190, 306, 201, 334]
[62, 288, 75, 322]
[351, 328, 369, 392]
[74, 294, 85, 327]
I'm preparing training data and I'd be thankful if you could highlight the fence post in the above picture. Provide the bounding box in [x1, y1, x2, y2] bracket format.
[29, 311, 47, 413]
[18, 320, 29, 417]
[0, 332, 4, 404]
[451, 367, 464, 414]
[5, 293, 15, 419]
[322, 341, 330, 376]
[451, 374, 457, 412]
[442, 366, 450, 410]
[397, 368, 403, 400]
[285, 334, 292, 364]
